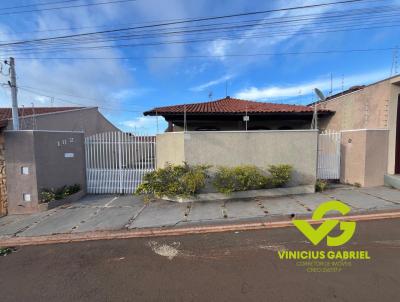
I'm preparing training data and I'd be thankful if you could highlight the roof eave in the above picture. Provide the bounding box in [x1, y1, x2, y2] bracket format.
[144, 110, 334, 116]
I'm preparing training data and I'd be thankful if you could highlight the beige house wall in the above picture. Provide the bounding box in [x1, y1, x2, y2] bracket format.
[319, 76, 400, 175]
[156, 132, 185, 168]
[1, 108, 118, 214]
[387, 78, 400, 174]
[340, 129, 389, 187]
[5, 130, 86, 214]
[156, 130, 318, 186]
[6, 107, 119, 136]
[364, 130, 390, 186]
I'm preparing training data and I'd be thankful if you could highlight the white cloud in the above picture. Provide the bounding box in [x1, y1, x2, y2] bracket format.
[121, 116, 167, 134]
[190, 74, 234, 92]
[208, 40, 229, 59]
[0, 3, 140, 109]
[235, 69, 389, 100]
[205, 0, 349, 66]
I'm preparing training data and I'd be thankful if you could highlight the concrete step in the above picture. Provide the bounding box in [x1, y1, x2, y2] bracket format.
[384, 174, 400, 190]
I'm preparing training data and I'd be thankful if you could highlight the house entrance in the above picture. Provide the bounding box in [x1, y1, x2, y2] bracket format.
[85, 132, 156, 194]
[317, 131, 341, 179]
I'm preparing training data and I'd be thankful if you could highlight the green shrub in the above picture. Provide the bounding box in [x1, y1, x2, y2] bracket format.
[0, 247, 16, 256]
[54, 186, 68, 200]
[39, 184, 81, 203]
[315, 179, 328, 192]
[40, 190, 56, 203]
[268, 164, 293, 187]
[68, 184, 81, 194]
[135, 163, 209, 198]
[213, 165, 268, 194]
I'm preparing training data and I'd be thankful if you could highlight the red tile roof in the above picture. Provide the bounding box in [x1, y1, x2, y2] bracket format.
[0, 107, 84, 128]
[144, 97, 332, 116]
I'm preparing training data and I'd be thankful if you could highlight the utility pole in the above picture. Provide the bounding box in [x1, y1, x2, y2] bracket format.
[8, 57, 19, 130]
[183, 104, 187, 132]
[156, 110, 159, 134]
[313, 103, 318, 129]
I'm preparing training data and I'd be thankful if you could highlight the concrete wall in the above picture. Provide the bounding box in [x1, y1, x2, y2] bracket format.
[318, 76, 400, 175]
[340, 129, 389, 187]
[156, 130, 318, 186]
[156, 132, 185, 167]
[7, 107, 119, 136]
[387, 79, 400, 175]
[5, 130, 86, 214]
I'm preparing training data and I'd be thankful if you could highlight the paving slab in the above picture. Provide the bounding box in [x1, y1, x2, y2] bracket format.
[187, 200, 224, 222]
[0, 211, 55, 236]
[19, 207, 97, 237]
[357, 187, 400, 203]
[128, 201, 188, 229]
[326, 189, 396, 210]
[107, 195, 144, 208]
[259, 197, 309, 215]
[0, 215, 26, 227]
[291, 193, 333, 211]
[74, 205, 145, 232]
[224, 199, 265, 219]
[69, 195, 118, 207]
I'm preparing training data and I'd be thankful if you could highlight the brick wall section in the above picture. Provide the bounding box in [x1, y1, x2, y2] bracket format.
[0, 132, 7, 216]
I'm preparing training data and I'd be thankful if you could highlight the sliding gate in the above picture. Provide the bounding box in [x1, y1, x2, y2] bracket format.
[85, 132, 156, 194]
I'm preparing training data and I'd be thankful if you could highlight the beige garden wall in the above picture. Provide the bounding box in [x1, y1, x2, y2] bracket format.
[157, 130, 318, 186]
[318, 76, 400, 175]
[156, 132, 185, 167]
[340, 129, 389, 187]
[5, 130, 86, 214]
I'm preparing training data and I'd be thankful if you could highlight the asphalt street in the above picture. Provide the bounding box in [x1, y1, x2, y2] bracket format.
[1, 218, 399, 302]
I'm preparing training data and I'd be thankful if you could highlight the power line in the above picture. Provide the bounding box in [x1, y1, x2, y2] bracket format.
[0, 0, 82, 11]
[8, 2, 391, 36]
[5, 22, 400, 56]
[18, 10, 400, 44]
[0, 1, 392, 57]
[0, 0, 137, 17]
[18, 84, 148, 109]
[10, 46, 399, 60]
[18, 86, 145, 113]
[2, 7, 399, 56]
[0, 0, 369, 47]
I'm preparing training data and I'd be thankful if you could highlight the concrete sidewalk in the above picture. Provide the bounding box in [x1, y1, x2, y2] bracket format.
[1, 186, 400, 239]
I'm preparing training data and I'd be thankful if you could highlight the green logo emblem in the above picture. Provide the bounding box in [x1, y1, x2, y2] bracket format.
[293, 200, 356, 246]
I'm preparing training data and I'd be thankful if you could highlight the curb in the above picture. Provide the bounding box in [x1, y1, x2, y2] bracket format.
[1, 211, 400, 247]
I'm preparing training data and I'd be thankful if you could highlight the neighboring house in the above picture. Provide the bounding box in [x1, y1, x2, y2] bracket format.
[144, 96, 333, 131]
[315, 75, 400, 184]
[0, 106, 119, 216]
[0, 106, 119, 136]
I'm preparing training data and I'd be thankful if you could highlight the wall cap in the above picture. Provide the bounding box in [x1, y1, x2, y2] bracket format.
[158, 130, 318, 134]
[4, 130, 84, 133]
[340, 129, 389, 133]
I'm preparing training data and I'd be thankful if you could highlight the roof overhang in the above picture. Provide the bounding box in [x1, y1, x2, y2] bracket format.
[144, 111, 334, 117]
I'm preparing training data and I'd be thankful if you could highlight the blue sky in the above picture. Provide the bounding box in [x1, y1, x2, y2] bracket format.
[0, 0, 399, 133]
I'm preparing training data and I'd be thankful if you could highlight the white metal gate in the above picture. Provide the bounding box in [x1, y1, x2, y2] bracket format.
[317, 131, 341, 179]
[85, 132, 156, 194]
